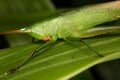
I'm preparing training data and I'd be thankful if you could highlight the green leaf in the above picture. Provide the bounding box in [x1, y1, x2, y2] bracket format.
[0, 1, 120, 80]
[0, 33, 120, 80]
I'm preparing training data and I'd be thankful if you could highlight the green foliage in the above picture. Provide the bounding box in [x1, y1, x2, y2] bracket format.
[0, 34, 120, 80]
[0, 0, 120, 80]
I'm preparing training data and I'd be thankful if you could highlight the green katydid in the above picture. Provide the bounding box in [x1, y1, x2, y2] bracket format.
[0, 1, 120, 76]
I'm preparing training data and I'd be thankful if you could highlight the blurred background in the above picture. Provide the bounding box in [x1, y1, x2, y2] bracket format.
[0, 0, 120, 80]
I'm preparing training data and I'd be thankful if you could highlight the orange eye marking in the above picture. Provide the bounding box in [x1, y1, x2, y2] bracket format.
[42, 36, 51, 41]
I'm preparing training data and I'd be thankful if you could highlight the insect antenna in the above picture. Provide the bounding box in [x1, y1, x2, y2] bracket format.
[4, 39, 56, 76]
[0, 28, 32, 35]
[0, 30, 22, 35]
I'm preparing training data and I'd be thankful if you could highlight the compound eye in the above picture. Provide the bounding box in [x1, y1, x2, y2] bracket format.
[42, 36, 52, 41]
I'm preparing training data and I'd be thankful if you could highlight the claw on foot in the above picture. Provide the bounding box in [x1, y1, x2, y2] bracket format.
[5, 68, 19, 76]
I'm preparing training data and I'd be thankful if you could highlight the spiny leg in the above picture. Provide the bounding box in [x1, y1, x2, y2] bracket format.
[5, 40, 56, 75]
[80, 39, 103, 57]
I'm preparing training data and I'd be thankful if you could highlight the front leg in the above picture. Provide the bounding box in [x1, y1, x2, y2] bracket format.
[5, 36, 57, 76]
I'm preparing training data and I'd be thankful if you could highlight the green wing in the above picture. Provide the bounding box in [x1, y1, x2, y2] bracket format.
[59, 1, 120, 30]
[57, 1, 120, 39]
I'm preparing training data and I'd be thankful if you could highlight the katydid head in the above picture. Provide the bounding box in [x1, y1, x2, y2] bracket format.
[27, 27, 52, 41]
[21, 28, 49, 41]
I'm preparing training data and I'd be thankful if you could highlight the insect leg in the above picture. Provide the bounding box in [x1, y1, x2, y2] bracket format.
[80, 39, 103, 57]
[32, 37, 36, 42]
[5, 40, 56, 75]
